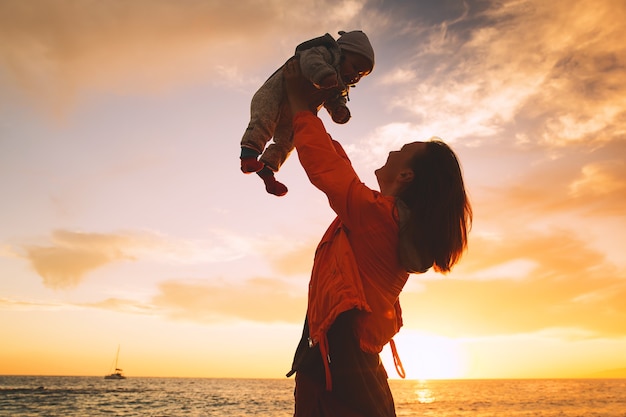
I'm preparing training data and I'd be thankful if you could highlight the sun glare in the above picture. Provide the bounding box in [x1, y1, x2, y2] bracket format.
[385, 331, 467, 380]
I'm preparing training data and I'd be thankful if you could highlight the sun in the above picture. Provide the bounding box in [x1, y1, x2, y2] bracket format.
[383, 330, 467, 380]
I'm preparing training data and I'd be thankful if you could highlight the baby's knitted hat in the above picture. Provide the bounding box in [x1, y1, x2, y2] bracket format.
[337, 30, 375, 70]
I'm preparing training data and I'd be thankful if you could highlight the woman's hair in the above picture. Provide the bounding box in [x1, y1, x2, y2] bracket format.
[397, 139, 472, 273]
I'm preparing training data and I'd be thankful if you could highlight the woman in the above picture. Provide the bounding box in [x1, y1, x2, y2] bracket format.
[283, 58, 472, 417]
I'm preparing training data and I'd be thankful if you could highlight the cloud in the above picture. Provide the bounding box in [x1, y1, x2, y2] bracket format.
[17, 229, 249, 289]
[384, 0, 626, 148]
[152, 277, 305, 323]
[265, 239, 317, 276]
[378, 67, 417, 85]
[569, 160, 626, 198]
[81, 297, 156, 315]
[477, 140, 626, 219]
[0, 297, 71, 311]
[0, 277, 307, 324]
[25, 243, 124, 289]
[0, 0, 368, 114]
[402, 228, 626, 338]
[0, 294, 163, 320]
[347, 122, 440, 168]
[0, 244, 20, 258]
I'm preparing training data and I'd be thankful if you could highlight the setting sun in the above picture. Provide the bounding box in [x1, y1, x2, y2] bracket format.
[384, 331, 467, 380]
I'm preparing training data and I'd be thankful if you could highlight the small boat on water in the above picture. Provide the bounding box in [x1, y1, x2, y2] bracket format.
[104, 345, 126, 380]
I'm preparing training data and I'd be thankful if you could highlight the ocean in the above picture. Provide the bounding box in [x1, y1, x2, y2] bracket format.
[0, 376, 624, 416]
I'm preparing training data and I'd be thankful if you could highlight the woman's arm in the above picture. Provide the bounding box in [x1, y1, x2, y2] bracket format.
[284, 59, 378, 226]
[291, 112, 357, 204]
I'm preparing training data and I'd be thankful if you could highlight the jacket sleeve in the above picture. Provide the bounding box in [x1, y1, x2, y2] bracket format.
[293, 111, 380, 229]
[331, 138, 350, 163]
[298, 47, 338, 88]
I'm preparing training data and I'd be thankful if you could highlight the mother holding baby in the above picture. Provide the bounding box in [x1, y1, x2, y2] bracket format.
[282, 39, 472, 417]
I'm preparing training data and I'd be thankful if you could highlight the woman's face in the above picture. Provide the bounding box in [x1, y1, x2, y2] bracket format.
[375, 142, 426, 194]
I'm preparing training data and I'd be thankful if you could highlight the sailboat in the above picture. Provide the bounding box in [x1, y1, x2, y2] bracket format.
[104, 345, 126, 380]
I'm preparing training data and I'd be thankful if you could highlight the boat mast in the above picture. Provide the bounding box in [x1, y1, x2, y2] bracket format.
[114, 345, 121, 371]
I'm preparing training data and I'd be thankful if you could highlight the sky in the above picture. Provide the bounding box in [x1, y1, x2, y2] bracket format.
[1, 0, 625, 380]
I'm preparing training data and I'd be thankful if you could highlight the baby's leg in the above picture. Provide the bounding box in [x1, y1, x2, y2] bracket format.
[255, 105, 292, 196]
[241, 72, 285, 150]
[240, 71, 285, 173]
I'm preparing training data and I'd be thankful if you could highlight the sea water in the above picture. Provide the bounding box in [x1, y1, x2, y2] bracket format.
[1, 376, 625, 416]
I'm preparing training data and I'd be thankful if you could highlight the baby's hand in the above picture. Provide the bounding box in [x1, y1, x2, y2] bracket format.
[318, 73, 338, 89]
[331, 106, 351, 124]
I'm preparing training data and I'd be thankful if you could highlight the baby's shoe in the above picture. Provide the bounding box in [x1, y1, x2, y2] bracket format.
[258, 167, 288, 197]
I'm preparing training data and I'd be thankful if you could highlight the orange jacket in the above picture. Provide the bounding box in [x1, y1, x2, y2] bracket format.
[293, 111, 410, 389]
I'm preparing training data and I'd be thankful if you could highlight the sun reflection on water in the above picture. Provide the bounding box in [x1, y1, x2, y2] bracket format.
[415, 380, 436, 404]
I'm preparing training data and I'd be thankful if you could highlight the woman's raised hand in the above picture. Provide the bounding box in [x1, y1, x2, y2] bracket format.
[283, 57, 318, 114]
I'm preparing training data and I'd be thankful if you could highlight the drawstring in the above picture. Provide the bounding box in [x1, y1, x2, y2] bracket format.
[319, 334, 333, 391]
[390, 339, 406, 379]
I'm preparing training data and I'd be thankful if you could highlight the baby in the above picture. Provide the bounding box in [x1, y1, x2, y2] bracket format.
[239, 30, 375, 196]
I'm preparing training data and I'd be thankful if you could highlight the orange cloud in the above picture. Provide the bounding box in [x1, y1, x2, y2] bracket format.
[402, 229, 626, 338]
[81, 297, 156, 315]
[0, 0, 366, 114]
[0, 297, 68, 311]
[18, 229, 248, 289]
[476, 142, 626, 219]
[266, 240, 317, 276]
[23, 230, 136, 289]
[152, 277, 305, 324]
[569, 161, 626, 198]
[26, 244, 127, 289]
